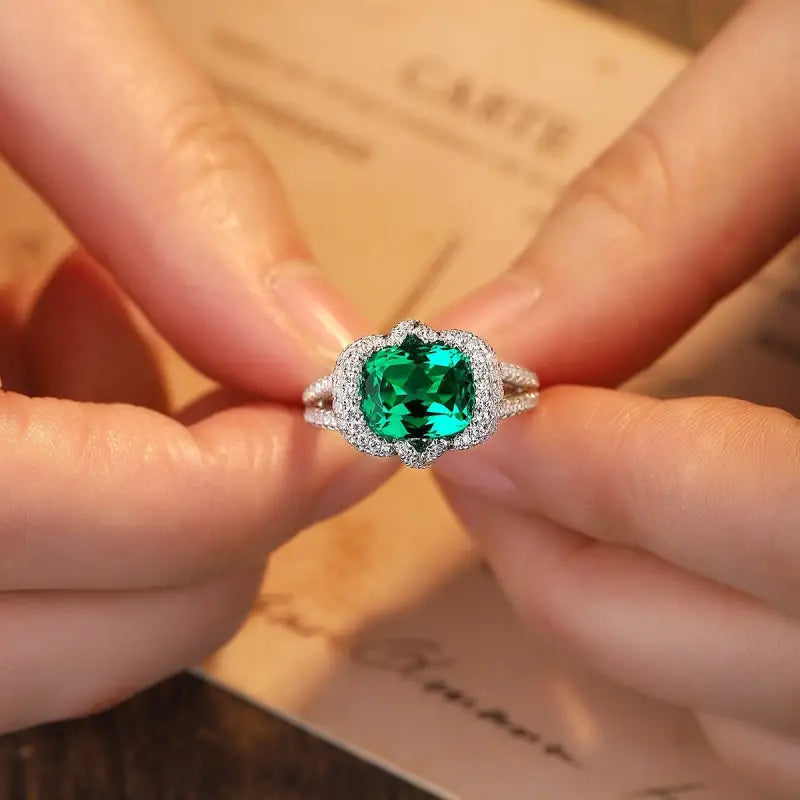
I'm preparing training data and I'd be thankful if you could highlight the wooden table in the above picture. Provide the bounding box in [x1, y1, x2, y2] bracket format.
[0, 3, 741, 798]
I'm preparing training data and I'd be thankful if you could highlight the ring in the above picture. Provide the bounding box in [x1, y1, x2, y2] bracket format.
[303, 319, 539, 469]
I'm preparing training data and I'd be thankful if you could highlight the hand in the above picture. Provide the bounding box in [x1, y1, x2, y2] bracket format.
[0, 0, 390, 732]
[435, 3, 800, 795]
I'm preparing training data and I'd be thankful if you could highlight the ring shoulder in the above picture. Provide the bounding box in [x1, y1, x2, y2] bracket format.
[499, 362, 539, 390]
[500, 392, 539, 419]
[302, 374, 334, 406]
[304, 407, 338, 430]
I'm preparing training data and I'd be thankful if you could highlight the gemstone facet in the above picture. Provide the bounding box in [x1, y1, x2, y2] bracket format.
[360, 334, 475, 443]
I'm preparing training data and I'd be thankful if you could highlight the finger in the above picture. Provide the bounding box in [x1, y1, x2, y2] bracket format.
[0, 280, 34, 394]
[437, 388, 800, 618]
[0, 0, 361, 399]
[437, 1, 800, 386]
[173, 381, 401, 521]
[24, 250, 168, 411]
[0, 390, 393, 591]
[0, 566, 262, 733]
[438, 489, 800, 736]
[696, 712, 800, 797]
[175, 386, 251, 426]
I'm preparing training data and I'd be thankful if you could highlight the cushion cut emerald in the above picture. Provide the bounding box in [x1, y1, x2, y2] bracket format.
[360, 334, 475, 444]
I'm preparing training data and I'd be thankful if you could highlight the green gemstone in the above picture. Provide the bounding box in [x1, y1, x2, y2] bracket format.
[360, 334, 475, 442]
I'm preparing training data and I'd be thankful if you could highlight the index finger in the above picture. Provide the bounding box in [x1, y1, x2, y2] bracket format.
[0, 0, 360, 399]
[437, 1, 800, 387]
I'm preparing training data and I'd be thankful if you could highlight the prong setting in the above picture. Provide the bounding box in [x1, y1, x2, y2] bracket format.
[394, 438, 449, 468]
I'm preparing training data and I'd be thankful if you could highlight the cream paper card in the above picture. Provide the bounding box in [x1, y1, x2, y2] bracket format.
[1, 0, 797, 797]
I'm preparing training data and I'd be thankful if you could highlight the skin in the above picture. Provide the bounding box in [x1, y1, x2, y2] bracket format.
[0, 0, 394, 731]
[435, 2, 800, 794]
[0, 0, 797, 794]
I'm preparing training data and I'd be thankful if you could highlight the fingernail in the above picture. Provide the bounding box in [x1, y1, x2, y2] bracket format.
[266, 260, 359, 366]
[434, 442, 520, 504]
[438, 272, 542, 341]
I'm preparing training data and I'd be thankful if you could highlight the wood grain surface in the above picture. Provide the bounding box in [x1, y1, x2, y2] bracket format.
[0, 3, 742, 799]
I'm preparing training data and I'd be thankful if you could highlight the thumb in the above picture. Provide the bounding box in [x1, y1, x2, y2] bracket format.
[437, 1, 800, 387]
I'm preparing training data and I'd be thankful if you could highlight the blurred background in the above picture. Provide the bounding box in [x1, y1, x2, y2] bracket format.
[0, 2, 750, 799]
